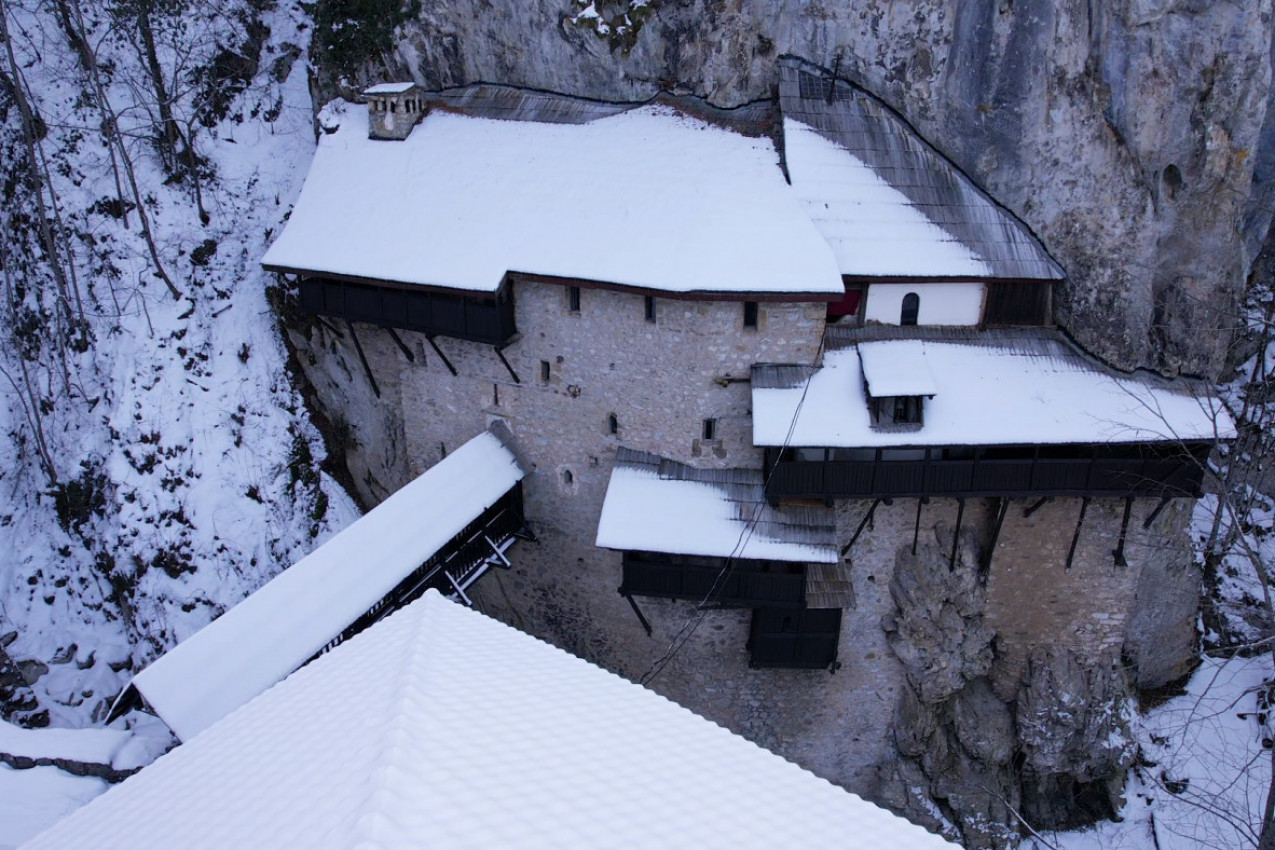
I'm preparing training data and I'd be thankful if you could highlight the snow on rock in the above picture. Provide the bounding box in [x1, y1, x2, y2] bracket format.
[0, 765, 106, 850]
[0, 1, 358, 730]
[263, 104, 845, 296]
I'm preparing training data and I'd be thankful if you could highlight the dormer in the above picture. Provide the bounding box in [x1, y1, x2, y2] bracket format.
[363, 82, 425, 141]
[858, 341, 937, 433]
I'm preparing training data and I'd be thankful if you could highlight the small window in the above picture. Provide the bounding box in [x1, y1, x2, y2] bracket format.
[567, 286, 581, 313]
[892, 396, 922, 424]
[562, 469, 574, 486]
[743, 301, 759, 329]
[645, 296, 657, 323]
[390, 101, 398, 114]
[702, 418, 717, 441]
[608, 413, 619, 435]
[540, 360, 551, 382]
[901, 292, 920, 326]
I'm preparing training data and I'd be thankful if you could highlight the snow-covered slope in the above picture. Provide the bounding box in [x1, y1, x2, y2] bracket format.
[0, 1, 357, 733]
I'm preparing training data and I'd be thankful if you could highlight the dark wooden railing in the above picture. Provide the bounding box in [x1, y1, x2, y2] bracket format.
[314, 486, 527, 658]
[764, 443, 1211, 501]
[299, 277, 516, 345]
[620, 553, 805, 608]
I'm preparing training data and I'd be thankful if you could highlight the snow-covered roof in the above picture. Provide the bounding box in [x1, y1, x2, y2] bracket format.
[24, 592, 957, 849]
[778, 56, 1065, 282]
[859, 340, 939, 397]
[596, 449, 838, 563]
[753, 329, 1234, 448]
[362, 82, 416, 95]
[262, 98, 845, 297]
[126, 426, 527, 742]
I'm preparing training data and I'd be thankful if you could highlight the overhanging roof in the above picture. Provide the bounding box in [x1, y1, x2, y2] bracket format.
[859, 341, 939, 397]
[26, 592, 957, 849]
[753, 328, 1234, 448]
[126, 425, 527, 742]
[261, 91, 845, 298]
[779, 56, 1065, 282]
[596, 449, 838, 563]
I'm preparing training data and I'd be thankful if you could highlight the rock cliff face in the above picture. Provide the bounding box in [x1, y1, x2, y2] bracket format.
[317, 0, 1274, 378]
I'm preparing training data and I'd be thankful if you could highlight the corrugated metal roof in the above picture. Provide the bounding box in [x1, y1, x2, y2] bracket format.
[602, 448, 838, 559]
[778, 56, 1065, 282]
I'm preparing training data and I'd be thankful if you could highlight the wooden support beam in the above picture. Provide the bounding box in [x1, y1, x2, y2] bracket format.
[1113, 497, 1133, 567]
[983, 498, 1008, 573]
[345, 321, 380, 398]
[949, 498, 965, 572]
[495, 344, 521, 384]
[623, 592, 653, 636]
[385, 327, 415, 362]
[912, 497, 925, 556]
[1023, 496, 1051, 518]
[1066, 497, 1090, 571]
[841, 498, 881, 556]
[1142, 495, 1171, 529]
[426, 335, 458, 376]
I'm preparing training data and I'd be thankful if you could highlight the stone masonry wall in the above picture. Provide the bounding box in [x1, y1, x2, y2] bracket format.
[288, 281, 1207, 845]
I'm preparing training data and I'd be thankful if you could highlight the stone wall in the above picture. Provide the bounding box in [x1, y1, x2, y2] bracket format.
[287, 280, 1206, 846]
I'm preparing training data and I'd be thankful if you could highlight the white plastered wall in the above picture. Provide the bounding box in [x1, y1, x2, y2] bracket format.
[863, 282, 985, 326]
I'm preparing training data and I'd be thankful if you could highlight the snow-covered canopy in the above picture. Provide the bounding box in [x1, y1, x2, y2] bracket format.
[753, 334, 1234, 448]
[596, 450, 838, 563]
[127, 427, 526, 742]
[262, 102, 845, 297]
[859, 340, 939, 397]
[363, 82, 416, 95]
[23, 592, 958, 849]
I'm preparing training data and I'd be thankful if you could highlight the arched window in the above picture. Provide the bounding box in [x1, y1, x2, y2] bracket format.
[901, 292, 920, 326]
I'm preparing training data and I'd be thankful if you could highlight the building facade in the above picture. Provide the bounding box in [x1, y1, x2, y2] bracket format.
[263, 57, 1232, 846]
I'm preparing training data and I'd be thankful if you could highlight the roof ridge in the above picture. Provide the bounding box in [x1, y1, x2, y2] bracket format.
[349, 594, 447, 848]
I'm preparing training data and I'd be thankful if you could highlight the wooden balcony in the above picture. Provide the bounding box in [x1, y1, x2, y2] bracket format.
[299, 277, 516, 345]
[620, 552, 806, 609]
[764, 442, 1211, 501]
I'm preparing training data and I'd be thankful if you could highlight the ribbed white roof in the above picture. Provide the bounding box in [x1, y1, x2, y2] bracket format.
[25, 592, 957, 849]
[128, 428, 525, 742]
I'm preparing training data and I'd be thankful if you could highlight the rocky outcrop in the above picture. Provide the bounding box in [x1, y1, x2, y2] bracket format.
[314, 0, 1274, 378]
[0, 638, 48, 728]
[876, 518, 1139, 846]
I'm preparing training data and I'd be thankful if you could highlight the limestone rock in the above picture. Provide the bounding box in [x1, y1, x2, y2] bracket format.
[309, 0, 1275, 378]
[884, 531, 993, 704]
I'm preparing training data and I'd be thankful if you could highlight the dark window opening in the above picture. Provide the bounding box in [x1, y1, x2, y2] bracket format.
[901, 292, 920, 326]
[702, 418, 717, 441]
[608, 413, 619, 435]
[540, 361, 551, 382]
[562, 469, 574, 486]
[827, 286, 863, 323]
[893, 396, 922, 424]
[748, 607, 841, 669]
[645, 296, 657, 323]
[567, 286, 581, 313]
[869, 396, 924, 429]
[743, 301, 759, 329]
